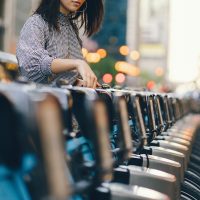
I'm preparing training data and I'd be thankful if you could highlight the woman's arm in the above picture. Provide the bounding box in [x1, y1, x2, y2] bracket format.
[17, 15, 97, 88]
[51, 58, 97, 88]
[17, 15, 55, 82]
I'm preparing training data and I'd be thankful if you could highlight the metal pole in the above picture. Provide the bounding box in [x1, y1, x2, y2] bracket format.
[126, 0, 140, 87]
[126, 0, 140, 65]
[4, 0, 16, 52]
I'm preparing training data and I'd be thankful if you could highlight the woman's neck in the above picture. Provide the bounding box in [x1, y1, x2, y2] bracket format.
[60, 5, 70, 15]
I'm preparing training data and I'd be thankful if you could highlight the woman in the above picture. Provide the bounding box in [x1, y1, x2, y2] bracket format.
[16, 0, 104, 88]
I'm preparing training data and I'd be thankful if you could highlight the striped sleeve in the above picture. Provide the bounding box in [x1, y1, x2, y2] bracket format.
[16, 15, 54, 82]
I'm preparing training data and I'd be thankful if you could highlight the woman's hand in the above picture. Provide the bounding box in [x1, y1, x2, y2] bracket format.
[75, 59, 98, 88]
[76, 78, 101, 88]
[51, 58, 99, 88]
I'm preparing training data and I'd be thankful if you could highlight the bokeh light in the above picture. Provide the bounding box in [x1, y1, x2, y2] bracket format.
[115, 73, 126, 83]
[155, 67, 164, 77]
[119, 45, 129, 56]
[115, 61, 140, 76]
[97, 49, 107, 59]
[147, 81, 155, 90]
[130, 50, 140, 61]
[86, 53, 101, 63]
[102, 73, 113, 84]
[109, 36, 118, 45]
[82, 48, 88, 58]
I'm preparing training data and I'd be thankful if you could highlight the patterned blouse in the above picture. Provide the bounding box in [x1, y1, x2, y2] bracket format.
[16, 13, 83, 85]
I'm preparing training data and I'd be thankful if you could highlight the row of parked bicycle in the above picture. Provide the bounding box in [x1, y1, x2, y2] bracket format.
[0, 78, 200, 200]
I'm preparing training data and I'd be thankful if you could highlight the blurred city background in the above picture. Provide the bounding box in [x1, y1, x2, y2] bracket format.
[1, 0, 200, 92]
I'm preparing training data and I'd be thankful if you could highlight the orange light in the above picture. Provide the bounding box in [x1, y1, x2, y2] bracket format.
[115, 61, 140, 76]
[130, 50, 140, 61]
[155, 67, 164, 77]
[86, 53, 101, 63]
[97, 49, 107, 59]
[119, 45, 129, 56]
[115, 73, 126, 83]
[103, 73, 113, 84]
[115, 61, 126, 71]
[82, 48, 88, 58]
[147, 81, 155, 90]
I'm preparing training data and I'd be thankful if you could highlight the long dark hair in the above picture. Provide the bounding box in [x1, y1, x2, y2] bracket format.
[35, 0, 104, 37]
